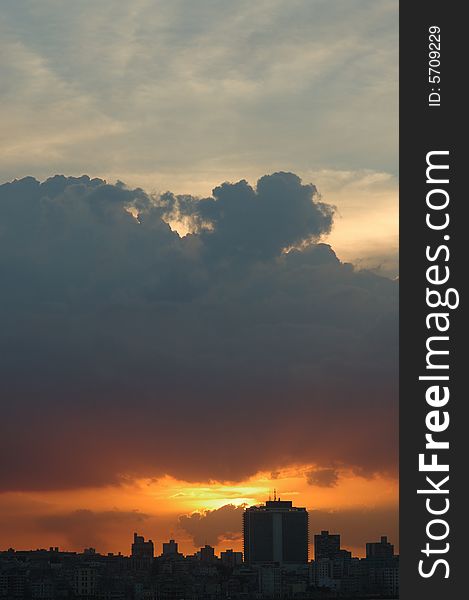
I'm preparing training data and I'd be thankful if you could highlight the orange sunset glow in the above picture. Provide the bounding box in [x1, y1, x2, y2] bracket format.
[0, 467, 397, 558]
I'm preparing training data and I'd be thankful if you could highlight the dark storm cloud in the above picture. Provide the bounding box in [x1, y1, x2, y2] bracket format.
[162, 172, 334, 259]
[37, 509, 149, 552]
[0, 173, 397, 491]
[178, 505, 244, 548]
[305, 468, 340, 488]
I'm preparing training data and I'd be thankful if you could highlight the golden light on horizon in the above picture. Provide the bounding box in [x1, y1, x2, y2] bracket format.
[0, 465, 397, 558]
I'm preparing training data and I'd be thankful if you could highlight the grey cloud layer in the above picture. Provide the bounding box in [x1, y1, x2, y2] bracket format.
[0, 173, 397, 491]
[0, 0, 397, 181]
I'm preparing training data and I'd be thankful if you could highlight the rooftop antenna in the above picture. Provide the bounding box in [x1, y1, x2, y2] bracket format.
[274, 488, 277, 501]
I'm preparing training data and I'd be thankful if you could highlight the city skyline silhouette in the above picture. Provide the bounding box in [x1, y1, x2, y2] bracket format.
[0, 498, 399, 598]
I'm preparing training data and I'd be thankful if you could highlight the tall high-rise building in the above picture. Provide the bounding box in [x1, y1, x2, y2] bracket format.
[314, 530, 341, 560]
[243, 498, 308, 565]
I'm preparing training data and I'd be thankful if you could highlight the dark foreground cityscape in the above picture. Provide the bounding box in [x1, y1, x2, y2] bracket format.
[0, 499, 398, 600]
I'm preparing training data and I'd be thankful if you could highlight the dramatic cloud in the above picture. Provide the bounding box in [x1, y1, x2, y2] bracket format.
[0, 0, 398, 279]
[306, 468, 340, 488]
[161, 172, 333, 258]
[0, 173, 398, 492]
[178, 504, 245, 548]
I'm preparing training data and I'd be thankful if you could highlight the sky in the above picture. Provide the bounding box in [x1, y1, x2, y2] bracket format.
[0, 1, 398, 558]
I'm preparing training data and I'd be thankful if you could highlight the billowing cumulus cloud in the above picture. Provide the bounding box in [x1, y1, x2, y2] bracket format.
[306, 468, 340, 488]
[0, 173, 397, 492]
[162, 172, 333, 259]
[178, 504, 245, 548]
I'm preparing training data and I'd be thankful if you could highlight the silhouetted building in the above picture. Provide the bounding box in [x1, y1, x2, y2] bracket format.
[243, 498, 308, 565]
[314, 530, 341, 560]
[162, 539, 179, 557]
[366, 536, 394, 560]
[131, 533, 154, 570]
[73, 567, 97, 597]
[131, 533, 154, 559]
[220, 549, 243, 567]
[364, 536, 399, 597]
[0, 533, 398, 600]
[199, 545, 216, 563]
[0, 572, 26, 598]
[258, 564, 282, 597]
[31, 578, 56, 599]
